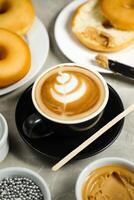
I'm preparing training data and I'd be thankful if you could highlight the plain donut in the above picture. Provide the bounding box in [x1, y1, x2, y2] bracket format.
[0, 0, 35, 35]
[101, 0, 134, 30]
[0, 29, 31, 88]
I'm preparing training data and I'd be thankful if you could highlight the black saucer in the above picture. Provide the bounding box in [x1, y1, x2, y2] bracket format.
[15, 84, 124, 160]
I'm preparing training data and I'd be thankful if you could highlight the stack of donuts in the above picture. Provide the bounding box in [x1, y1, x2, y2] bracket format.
[0, 0, 35, 88]
[72, 0, 134, 52]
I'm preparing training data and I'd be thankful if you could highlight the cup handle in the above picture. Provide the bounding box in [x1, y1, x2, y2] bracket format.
[22, 113, 54, 139]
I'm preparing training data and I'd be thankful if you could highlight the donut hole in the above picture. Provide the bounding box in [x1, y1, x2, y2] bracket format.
[0, 46, 8, 60]
[0, 2, 11, 14]
[102, 20, 113, 29]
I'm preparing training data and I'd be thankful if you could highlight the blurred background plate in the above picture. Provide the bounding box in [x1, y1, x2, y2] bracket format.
[0, 17, 49, 96]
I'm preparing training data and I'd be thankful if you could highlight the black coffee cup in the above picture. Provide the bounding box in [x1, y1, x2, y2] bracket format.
[23, 63, 109, 139]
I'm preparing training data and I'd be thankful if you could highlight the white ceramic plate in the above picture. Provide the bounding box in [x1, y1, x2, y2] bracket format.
[0, 17, 49, 96]
[54, 0, 134, 73]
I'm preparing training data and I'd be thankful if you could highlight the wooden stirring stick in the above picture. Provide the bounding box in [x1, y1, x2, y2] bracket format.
[52, 104, 134, 171]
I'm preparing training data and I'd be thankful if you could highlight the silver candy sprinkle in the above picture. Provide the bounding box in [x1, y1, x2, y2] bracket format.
[0, 176, 44, 200]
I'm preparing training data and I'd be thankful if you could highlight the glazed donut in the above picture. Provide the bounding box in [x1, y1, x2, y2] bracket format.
[0, 0, 35, 35]
[101, 0, 134, 30]
[0, 29, 31, 88]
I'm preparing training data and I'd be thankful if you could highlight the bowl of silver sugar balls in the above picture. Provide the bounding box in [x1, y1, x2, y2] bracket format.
[0, 167, 51, 200]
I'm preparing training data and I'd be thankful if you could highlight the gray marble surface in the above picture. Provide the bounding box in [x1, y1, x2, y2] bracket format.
[0, 0, 134, 199]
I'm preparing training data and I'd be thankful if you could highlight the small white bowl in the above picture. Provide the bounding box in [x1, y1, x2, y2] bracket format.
[0, 167, 51, 200]
[0, 113, 9, 162]
[75, 157, 134, 200]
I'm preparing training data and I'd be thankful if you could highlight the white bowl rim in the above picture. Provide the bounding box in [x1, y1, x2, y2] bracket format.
[0, 167, 51, 200]
[32, 62, 109, 124]
[0, 113, 8, 147]
[75, 157, 134, 200]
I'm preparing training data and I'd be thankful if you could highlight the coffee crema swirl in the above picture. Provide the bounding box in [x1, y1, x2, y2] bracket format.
[35, 66, 105, 121]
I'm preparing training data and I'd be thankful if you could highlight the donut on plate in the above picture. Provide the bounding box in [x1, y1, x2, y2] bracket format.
[0, 29, 31, 88]
[72, 0, 134, 52]
[101, 0, 134, 30]
[0, 0, 35, 35]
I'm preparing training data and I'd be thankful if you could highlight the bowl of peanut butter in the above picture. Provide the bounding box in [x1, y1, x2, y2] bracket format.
[76, 157, 134, 200]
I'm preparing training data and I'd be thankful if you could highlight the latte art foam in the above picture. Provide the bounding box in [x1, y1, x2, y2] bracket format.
[51, 72, 87, 104]
[35, 66, 105, 121]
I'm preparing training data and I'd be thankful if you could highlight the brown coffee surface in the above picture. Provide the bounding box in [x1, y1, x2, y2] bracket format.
[35, 66, 105, 121]
[82, 165, 134, 200]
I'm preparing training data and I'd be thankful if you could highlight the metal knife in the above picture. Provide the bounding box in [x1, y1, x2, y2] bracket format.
[95, 54, 134, 79]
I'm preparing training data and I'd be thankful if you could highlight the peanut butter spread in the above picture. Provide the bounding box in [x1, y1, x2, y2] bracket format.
[82, 27, 115, 48]
[95, 54, 109, 68]
[82, 165, 134, 200]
